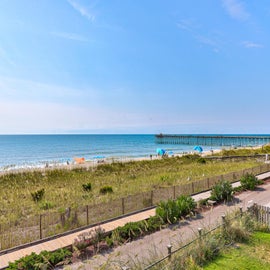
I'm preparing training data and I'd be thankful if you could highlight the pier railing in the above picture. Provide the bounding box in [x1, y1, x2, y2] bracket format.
[155, 134, 270, 146]
[1, 163, 270, 251]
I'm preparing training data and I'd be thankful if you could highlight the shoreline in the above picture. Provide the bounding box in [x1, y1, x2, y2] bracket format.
[0, 145, 266, 176]
[0, 149, 219, 176]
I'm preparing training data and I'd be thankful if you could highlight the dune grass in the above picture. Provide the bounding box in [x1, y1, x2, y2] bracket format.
[216, 144, 270, 157]
[0, 155, 261, 223]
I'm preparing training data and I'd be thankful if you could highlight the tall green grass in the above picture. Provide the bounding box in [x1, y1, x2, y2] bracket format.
[0, 155, 260, 223]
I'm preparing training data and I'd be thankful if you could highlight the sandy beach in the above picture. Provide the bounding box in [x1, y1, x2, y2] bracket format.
[0, 144, 267, 177]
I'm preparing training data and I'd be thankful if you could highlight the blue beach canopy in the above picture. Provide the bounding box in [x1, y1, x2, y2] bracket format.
[193, 146, 203, 153]
[156, 148, 166, 155]
[93, 155, 105, 159]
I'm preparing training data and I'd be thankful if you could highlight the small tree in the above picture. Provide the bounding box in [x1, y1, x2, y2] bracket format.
[240, 173, 258, 190]
[210, 180, 233, 202]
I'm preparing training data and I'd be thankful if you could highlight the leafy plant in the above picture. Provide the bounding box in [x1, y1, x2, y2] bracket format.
[100, 186, 113, 194]
[39, 200, 54, 210]
[240, 173, 258, 190]
[82, 182, 92, 192]
[210, 180, 233, 202]
[176, 195, 196, 216]
[31, 188, 45, 202]
[7, 249, 71, 270]
[197, 157, 206, 164]
[156, 195, 195, 224]
[156, 199, 179, 224]
[74, 226, 106, 252]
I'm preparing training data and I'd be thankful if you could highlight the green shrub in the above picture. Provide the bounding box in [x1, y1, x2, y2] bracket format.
[156, 199, 179, 224]
[189, 234, 223, 266]
[115, 221, 145, 241]
[39, 200, 54, 210]
[221, 213, 255, 244]
[176, 195, 196, 216]
[233, 186, 244, 193]
[156, 195, 195, 224]
[105, 236, 114, 248]
[31, 188, 45, 202]
[7, 249, 71, 270]
[82, 182, 92, 192]
[197, 157, 206, 164]
[240, 173, 258, 190]
[160, 175, 171, 184]
[181, 154, 201, 163]
[100, 186, 113, 194]
[210, 180, 233, 202]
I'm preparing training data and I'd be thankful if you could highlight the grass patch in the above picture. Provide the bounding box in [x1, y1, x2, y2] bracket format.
[0, 156, 261, 223]
[204, 232, 270, 270]
[216, 144, 270, 157]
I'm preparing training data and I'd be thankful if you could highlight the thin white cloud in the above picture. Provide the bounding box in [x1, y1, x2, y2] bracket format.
[176, 20, 221, 52]
[222, 0, 250, 21]
[67, 0, 95, 22]
[51, 31, 88, 42]
[196, 35, 220, 53]
[176, 19, 200, 32]
[242, 41, 263, 48]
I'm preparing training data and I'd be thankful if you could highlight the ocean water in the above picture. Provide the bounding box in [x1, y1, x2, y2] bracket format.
[0, 134, 214, 171]
[0, 134, 267, 172]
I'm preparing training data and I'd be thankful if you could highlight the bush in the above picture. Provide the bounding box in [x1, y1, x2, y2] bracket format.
[82, 182, 92, 192]
[197, 157, 206, 164]
[221, 212, 255, 244]
[176, 195, 196, 217]
[7, 249, 71, 270]
[100, 186, 113, 194]
[156, 199, 179, 224]
[156, 195, 195, 224]
[240, 173, 258, 190]
[31, 188, 45, 202]
[210, 180, 233, 202]
[39, 200, 54, 210]
[147, 215, 165, 232]
[74, 226, 106, 251]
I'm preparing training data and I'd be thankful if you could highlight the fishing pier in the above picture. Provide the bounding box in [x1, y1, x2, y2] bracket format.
[155, 134, 270, 147]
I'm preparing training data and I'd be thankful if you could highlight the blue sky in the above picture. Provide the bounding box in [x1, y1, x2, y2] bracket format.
[0, 0, 269, 134]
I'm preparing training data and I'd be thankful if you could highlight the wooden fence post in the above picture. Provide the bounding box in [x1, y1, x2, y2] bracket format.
[167, 244, 172, 260]
[222, 214, 226, 232]
[122, 197, 125, 215]
[240, 206, 243, 217]
[198, 227, 202, 244]
[39, 214, 42, 239]
[86, 205, 89, 225]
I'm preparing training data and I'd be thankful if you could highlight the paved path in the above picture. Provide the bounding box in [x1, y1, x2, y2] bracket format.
[1, 172, 270, 269]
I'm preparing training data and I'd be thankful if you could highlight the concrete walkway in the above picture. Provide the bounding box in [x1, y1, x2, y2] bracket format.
[1, 172, 270, 269]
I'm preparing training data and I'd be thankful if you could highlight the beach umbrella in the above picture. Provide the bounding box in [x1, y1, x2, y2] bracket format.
[156, 148, 166, 155]
[93, 155, 106, 159]
[194, 146, 203, 153]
